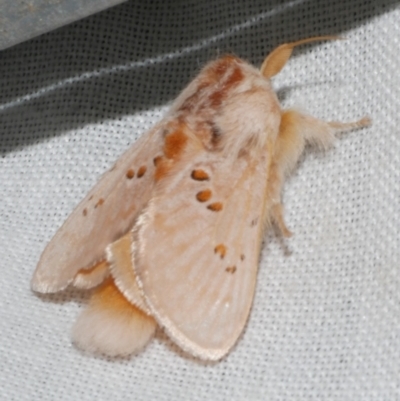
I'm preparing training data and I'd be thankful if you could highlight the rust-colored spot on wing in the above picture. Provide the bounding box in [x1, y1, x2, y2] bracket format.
[214, 244, 227, 259]
[154, 123, 188, 182]
[191, 169, 209, 181]
[83, 208, 88, 216]
[225, 266, 237, 274]
[163, 128, 188, 160]
[95, 198, 104, 208]
[153, 156, 163, 166]
[241, 254, 245, 261]
[126, 169, 135, 179]
[137, 166, 147, 178]
[207, 202, 223, 212]
[196, 189, 212, 202]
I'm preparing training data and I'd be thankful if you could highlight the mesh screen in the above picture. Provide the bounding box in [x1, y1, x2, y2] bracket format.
[1, 1, 399, 400]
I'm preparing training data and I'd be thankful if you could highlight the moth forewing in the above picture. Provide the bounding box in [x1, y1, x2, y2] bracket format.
[31, 124, 165, 293]
[133, 135, 276, 360]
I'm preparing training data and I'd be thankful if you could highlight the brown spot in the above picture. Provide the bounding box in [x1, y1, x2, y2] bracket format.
[163, 128, 188, 160]
[225, 66, 244, 87]
[214, 244, 227, 259]
[241, 254, 245, 261]
[95, 198, 104, 208]
[250, 217, 259, 227]
[225, 266, 237, 274]
[196, 189, 212, 202]
[191, 121, 216, 149]
[89, 195, 93, 201]
[207, 202, 223, 212]
[126, 169, 135, 179]
[137, 166, 147, 178]
[209, 89, 224, 108]
[83, 208, 87, 216]
[191, 169, 209, 181]
[153, 156, 163, 166]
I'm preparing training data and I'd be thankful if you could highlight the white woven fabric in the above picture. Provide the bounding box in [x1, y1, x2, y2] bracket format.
[1, 1, 399, 400]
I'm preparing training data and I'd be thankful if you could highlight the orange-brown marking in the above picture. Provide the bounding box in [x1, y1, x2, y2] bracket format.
[137, 166, 147, 178]
[126, 169, 135, 179]
[225, 266, 237, 274]
[196, 189, 212, 202]
[163, 128, 188, 160]
[225, 65, 244, 87]
[210, 66, 244, 108]
[154, 124, 188, 181]
[178, 57, 241, 113]
[212, 55, 238, 76]
[95, 198, 104, 208]
[154, 158, 172, 181]
[214, 244, 227, 259]
[153, 156, 163, 166]
[241, 254, 245, 261]
[83, 208, 87, 216]
[191, 169, 209, 181]
[207, 202, 223, 212]
[209, 89, 224, 108]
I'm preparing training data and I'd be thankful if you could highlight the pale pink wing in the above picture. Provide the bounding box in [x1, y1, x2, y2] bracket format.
[134, 147, 270, 360]
[32, 124, 165, 293]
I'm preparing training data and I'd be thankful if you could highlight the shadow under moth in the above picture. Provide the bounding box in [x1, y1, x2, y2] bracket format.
[31, 36, 370, 361]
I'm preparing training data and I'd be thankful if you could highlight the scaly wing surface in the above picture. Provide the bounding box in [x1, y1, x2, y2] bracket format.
[134, 146, 270, 360]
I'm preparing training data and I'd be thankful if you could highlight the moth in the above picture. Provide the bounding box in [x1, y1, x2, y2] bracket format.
[31, 36, 370, 361]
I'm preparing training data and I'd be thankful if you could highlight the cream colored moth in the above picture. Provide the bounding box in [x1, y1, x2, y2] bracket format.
[31, 36, 370, 361]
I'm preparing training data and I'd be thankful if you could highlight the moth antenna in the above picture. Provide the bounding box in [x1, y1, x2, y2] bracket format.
[260, 35, 343, 78]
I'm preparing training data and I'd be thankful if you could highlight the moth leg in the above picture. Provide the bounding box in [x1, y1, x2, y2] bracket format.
[266, 109, 370, 236]
[270, 203, 293, 237]
[265, 160, 293, 238]
[274, 109, 370, 176]
[72, 277, 156, 357]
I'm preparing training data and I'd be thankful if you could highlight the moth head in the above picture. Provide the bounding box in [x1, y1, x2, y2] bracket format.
[260, 35, 341, 79]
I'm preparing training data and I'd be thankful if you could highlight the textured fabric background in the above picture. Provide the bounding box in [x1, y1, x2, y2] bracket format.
[1, 1, 399, 400]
